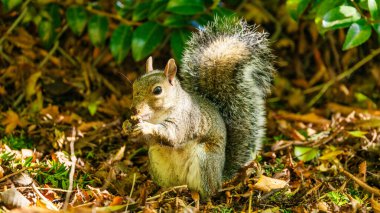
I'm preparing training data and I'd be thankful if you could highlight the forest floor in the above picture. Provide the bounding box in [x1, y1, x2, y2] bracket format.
[1, 2, 380, 213]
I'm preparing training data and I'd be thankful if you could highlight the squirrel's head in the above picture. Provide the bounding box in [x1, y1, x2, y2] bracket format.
[131, 57, 179, 123]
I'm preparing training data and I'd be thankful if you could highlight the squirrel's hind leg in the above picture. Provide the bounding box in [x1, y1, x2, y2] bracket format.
[187, 141, 225, 199]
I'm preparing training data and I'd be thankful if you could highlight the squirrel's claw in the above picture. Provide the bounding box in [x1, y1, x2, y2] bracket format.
[129, 122, 155, 141]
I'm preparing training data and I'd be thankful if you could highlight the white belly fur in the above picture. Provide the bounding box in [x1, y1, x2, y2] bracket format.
[148, 141, 203, 192]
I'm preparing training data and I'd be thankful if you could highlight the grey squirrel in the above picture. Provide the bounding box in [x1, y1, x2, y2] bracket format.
[126, 17, 275, 199]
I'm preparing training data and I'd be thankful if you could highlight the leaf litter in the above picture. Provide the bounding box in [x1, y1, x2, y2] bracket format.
[0, 1, 380, 212]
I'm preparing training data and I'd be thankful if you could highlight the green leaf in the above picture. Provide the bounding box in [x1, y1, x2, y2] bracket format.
[1, 0, 22, 12]
[88, 101, 98, 116]
[322, 6, 361, 30]
[286, 0, 312, 20]
[22, 6, 37, 24]
[148, 0, 168, 20]
[132, 2, 150, 21]
[45, 3, 61, 29]
[373, 23, 380, 36]
[88, 15, 109, 47]
[132, 21, 164, 61]
[196, 14, 213, 26]
[110, 25, 133, 64]
[314, 0, 346, 32]
[213, 6, 236, 17]
[343, 19, 372, 50]
[38, 20, 56, 48]
[167, 0, 204, 15]
[163, 15, 189, 28]
[294, 146, 319, 162]
[115, 0, 134, 17]
[348, 130, 368, 138]
[66, 5, 88, 36]
[326, 191, 349, 206]
[354, 92, 370, 102]
[358, 0, 369, 10]
[170, 29, 191, 62]
[368, 0, 380, 19]
[368, 0, 380, 36]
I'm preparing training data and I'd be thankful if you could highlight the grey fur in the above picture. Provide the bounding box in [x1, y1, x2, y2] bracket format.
[180, 17, 275, 179]
[130, 17, 275, 198]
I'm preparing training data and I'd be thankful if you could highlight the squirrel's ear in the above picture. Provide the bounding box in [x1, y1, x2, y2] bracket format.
[164, 59, 177, 86]
[146, 56, 153, 73]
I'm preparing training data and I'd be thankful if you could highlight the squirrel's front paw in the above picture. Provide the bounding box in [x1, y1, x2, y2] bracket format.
[129, 122, 156, 141]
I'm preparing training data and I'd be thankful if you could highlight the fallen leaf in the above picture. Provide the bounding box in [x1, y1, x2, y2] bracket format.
[78, 121, 105, 132]
[109, 196, 123, 206]
[0, 188, 31, 208]
[277, 111, 330, 125]
[348, 130, 368, 138]
[294, 146, 319, 162]
[40, 105, 60, 120]
[358, 161, 366, 182]
[26, 71, 42, 99]
[370, 196, 380, 213]
[0, 166, 4, 178]
[1, 110, 26, 134]
[12, 173, 33, 186]
[253, 175, 288, 192]
[319, 150, 344, 161]
[0, 85, 6, 95]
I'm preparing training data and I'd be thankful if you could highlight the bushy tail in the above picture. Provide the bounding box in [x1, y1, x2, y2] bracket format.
[179, 16, 275, 180]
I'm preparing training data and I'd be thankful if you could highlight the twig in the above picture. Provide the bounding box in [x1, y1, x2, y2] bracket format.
[306, 47, 380, 109]
[38, 41, 60, 68]
[32, 183, 59, 211]
[0, 167, 30, 182]
[86, 7, 140, 26]
[0, 0, 31, 46]
[340, 168, 380, 196]
[17, 186, 72, 192]
[63, 127, 78, 210]
[58, 47, 78, 66]
[0, 47, 13, 64]
[248, 191, 253, 213]
[327, 33, 342, 74]
[124, 173, 136, 212]
[38, 24, 68, 68]
[146, 185, 188, 201]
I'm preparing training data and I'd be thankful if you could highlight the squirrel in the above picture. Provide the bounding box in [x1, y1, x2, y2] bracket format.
[126, 17, 275, 199]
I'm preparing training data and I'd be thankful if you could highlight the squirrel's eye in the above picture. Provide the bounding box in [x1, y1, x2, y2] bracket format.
[153, 86, 162, 95]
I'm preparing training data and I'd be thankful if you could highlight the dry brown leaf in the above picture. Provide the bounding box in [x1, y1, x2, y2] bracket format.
[277, 111, 330, 125]
[327, 103, 380, 116]
[370, 197, 380, 213]
[109, 196, 123, 206]
[12, 173, 33, 186]
[78, 121, 105, 132]
[289, 129, 306, 141]
[26, 71, 42, 100]
[253, 175, 288, 192]
[0, 166, 4, 179]
[1, 110, 27, 134]
[39, 49, 61, 66]
[317, 201, 329, 212]
[358, 161, 367, 182]
[319, 150, 345, 161]
[0, 85, 6, 95]
[0, 188, 31, 208]
[9, 207, 56, 213]
[40, 105, 60, 119]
